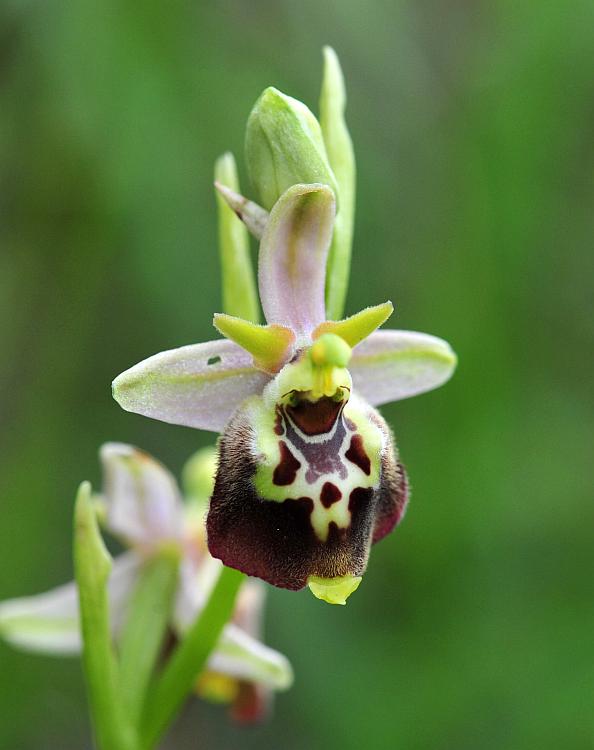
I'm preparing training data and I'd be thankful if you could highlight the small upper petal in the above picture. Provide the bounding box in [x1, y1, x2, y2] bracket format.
[100, 443, 184, 547]
[112, 339, 271, 432]
[349, 329, 457, 406]
[313, 301, 394, 347]
[258, 184, 335, 336]
[213, 314, 295, 373]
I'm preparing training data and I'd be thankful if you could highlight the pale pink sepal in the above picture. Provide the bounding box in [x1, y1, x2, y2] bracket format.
[350, 329, 457, 406]
[258, 183, 335, 336]
[0, 552, 140, 655]
[112, 339, 270, 432]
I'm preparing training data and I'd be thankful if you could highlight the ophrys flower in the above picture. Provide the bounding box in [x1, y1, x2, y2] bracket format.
[112, 49, 457, 604]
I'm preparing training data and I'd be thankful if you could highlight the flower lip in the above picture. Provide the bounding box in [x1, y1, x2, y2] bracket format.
[207, 391, 409, 591]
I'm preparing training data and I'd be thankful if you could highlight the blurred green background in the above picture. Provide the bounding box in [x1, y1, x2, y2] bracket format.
[1, 1, 593, 748]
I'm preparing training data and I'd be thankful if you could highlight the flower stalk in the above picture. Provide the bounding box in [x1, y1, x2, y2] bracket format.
[141, 566, 246, 748]
[118, 551, 180, 728]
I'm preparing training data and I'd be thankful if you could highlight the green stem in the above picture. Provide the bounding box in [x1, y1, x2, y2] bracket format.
[73, 482, 138, 750]
[140, 566, 246, 749]
[118, 551, 180, 728]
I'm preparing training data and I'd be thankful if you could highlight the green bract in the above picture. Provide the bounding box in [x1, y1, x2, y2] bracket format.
[214, 153, 260, 323]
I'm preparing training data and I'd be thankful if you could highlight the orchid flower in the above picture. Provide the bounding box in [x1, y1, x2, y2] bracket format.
[0, 443, 292, 722]
[112, 50, 457, 606]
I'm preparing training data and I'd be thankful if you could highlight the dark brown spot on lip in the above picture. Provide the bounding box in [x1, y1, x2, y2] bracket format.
[349, 486, 373, 513]
[285, 396, 343, 436]
[320, 481, 342, 508]
[272, 441, 301, 485]
[345, 434, 371, 475]
[273, 406, 284, 435]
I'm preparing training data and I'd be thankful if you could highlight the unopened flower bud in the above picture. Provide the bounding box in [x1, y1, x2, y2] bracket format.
[245, 87, 339, 210]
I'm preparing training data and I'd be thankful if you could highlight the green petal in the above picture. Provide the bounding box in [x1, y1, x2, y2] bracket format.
[213, 313, 295, 373]
[313, 301, 394, 347]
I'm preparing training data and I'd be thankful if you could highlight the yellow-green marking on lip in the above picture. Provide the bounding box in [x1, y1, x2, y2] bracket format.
[307, 574, 362, 605]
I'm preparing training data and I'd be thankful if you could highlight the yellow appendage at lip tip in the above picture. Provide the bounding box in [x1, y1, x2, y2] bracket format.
[307, 575, 362, 605]
[196, 671, 239, 704]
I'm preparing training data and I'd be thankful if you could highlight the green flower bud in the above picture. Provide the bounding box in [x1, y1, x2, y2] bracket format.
[245, 86, 339, 210]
